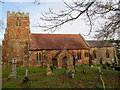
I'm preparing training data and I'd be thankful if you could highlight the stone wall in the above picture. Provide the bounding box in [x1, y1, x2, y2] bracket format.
[29, 49, 90, 68]
[90, 47, 116, 64]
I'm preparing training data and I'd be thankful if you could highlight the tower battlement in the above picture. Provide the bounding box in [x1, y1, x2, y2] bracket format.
[7, 11, 29, 18]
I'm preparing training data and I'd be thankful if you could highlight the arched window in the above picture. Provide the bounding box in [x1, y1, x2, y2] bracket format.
[106, 50, 110, 58]
[93, 50, 97, 59]
[36, 53, 40, 64]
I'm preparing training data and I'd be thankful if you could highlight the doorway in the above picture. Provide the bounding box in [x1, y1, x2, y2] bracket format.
[62, 56, 67, 68]
[52, 58, 58, 67]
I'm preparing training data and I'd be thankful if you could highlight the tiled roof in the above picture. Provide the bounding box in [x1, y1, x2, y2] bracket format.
[30, 34, 89, 50]
[87, 40, 114, 48]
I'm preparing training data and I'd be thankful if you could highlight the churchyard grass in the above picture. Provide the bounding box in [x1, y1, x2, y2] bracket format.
[2, 65, 120, 88]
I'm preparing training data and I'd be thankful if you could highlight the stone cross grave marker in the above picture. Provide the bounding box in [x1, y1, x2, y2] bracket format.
[23, 66, 29, 83]
[8, 59, 17, 79]
[47, 64, 53, 76]
[25, 66, 28, 77]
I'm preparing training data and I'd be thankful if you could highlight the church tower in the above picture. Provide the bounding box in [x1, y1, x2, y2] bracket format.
[2, 11, 31, 66]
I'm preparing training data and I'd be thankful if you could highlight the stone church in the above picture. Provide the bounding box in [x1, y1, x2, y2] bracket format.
[2, 11, 117, 68]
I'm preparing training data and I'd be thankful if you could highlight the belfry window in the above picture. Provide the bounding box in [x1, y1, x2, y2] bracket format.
[16, 22, 18, 26]
[16, 22, 21, 26]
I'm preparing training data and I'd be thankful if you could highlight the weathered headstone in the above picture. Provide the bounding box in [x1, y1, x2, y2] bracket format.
[25, 66, 28, 77]
[8, 59, 17, 79]
[47, 64, 53, 76]
[98, 67, 103, 74]
[23, 66, 29, 83]
[67, 69, 75, 78]
[90, 65, 93, 67]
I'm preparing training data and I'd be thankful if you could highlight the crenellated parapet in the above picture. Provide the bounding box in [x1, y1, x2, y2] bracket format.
[7, 11, 29, 18]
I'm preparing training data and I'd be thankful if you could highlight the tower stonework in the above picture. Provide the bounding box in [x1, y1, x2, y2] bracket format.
[2, 11, 31, 66]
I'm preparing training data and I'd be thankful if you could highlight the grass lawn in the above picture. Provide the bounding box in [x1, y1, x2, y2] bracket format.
[2, 65, 120, 88]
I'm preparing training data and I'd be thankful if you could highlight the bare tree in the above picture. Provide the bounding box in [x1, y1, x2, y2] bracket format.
[0, 0, 4, 32]
[0, 0, 4, 3]
[0, 20, 4, 32]
[33, 0, 40, 5]
[36, 0, 120, 40]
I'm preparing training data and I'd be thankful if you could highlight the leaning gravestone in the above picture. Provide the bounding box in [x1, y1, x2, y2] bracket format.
[8, 59, 17, 79]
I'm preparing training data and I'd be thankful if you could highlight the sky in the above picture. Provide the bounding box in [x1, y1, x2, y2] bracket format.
[0, 0, 118, 45]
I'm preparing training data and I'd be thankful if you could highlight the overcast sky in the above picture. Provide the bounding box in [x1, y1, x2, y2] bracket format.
[1, 0, 117, 45]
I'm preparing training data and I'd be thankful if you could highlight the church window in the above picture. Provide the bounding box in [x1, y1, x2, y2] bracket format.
[39, 53, 41, 61]
[106, 50, 110, 58]
[36, 53, 40, 64]
[84, 53, 89, 57]
[77, 52, 81, 59]
[93, 50, 97, 59]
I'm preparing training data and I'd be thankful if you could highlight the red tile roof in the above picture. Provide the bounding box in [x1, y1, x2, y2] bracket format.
[30, 34, 89, 50]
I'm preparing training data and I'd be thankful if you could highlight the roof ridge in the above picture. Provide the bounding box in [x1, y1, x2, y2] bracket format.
[79, 34, 90, 48]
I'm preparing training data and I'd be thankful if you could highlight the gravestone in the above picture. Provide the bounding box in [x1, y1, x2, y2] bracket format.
[25, 66, 28, 77]
[98, 67, 103, 74]
[47, 64, 53, 76]
[90, 65, 93, 67]
[23, 66, 29, 83]
[67, 69, 75, 78]
[8, 59, 17, 79]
